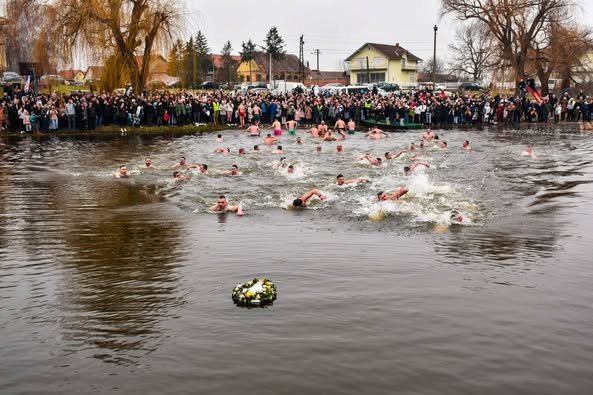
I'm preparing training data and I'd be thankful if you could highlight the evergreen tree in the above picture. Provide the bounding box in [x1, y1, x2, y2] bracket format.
[264, 26, 286, 62]
[195, 30, 210, 56]
[195, 30, 212, 83]
[221, 40, 238, 86]
[184, 37, 199, 88]
[167, 39, 184, 78]
[240, 39, 257, 83]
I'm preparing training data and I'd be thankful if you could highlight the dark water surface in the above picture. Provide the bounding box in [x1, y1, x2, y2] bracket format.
[1, 127, 593, 394]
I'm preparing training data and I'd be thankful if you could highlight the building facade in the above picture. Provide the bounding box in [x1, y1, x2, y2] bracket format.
[237, 52, 307, 84]
[345, 43, 422, 87]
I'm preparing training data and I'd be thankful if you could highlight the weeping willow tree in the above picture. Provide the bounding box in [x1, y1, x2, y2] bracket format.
[52, 0, 184, 92]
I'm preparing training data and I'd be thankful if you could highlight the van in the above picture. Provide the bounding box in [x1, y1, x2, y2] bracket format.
[271, 80, 306, 94]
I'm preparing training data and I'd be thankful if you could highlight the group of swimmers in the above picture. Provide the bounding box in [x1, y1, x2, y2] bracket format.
[113, 124, 539, 222]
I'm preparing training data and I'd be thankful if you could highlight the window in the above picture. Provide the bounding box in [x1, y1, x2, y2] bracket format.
[401, 58, 406, 69]
[256, 74, 262, 82]
[356, 72, 385, 84]
[372, 57, 383, 67]
[357, 57, 365, 68]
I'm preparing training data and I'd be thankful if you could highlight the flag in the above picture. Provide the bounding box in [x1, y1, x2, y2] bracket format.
[24, 75, 30, 92]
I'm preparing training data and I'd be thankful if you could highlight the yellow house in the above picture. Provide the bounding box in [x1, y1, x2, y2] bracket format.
[345, 43, 422, 86]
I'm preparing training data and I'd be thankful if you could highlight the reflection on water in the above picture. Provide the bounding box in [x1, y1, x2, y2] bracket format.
[1, 127, 593, 394]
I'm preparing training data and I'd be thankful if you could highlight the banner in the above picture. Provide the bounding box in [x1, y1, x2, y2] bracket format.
[24, 75, 30, 92]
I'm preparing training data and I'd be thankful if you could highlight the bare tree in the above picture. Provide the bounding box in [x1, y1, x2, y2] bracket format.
[421, 56, 446, 75]
[530, 20, 593, 94]
[52, 0, 183, 91]
[442, 0, 570, 90]
[448, 21, 497, 83]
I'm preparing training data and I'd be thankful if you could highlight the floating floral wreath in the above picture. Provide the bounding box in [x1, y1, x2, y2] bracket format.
[232, 278, 277, 307]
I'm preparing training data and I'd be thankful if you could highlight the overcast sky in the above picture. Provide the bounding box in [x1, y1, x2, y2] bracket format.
[184, 0, 593, 71]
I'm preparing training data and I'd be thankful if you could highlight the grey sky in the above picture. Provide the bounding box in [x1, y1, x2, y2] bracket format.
[185, 0, 593, 71]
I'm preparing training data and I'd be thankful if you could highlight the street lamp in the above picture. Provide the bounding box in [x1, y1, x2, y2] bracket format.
[256, 44, 272, 88]
[433, 25, 438, 90]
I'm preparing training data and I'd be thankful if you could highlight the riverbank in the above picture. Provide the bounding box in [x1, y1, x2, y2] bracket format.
[0, 123, 226, 138]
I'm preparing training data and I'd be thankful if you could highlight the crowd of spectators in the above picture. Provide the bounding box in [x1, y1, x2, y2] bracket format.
[0, 83, 591, 133]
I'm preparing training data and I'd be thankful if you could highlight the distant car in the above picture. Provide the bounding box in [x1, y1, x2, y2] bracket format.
[376, 82, 400, 93]
[320, 83, 344, 89]
[458, 82, 483, 92]
[201, 81, 219, 90]
[2, 71, 22, 83]
[248, 81, 268, 90]
[249, 87, 269, 94]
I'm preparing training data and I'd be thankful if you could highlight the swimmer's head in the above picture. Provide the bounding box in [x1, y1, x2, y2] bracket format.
[238, 148, 246, 155]
[296, 137, 302, 143]
[277, 145, 282, 150]
[217, 134, 222, 138]
[201, 164, 208, 171]
[377, 191, 387, 201]
[288, 165, 294, 173]
[145, 158, 152, 166]
[179, 156, 186, 164]
[230, 164, 239, 174]
[385, 152, 392, 158]
[463, 140, 469, 147]
[253, 145, 260, 151]
[173, 171, 181, 178]
[293, 198, 304, 207]
[403, 166, 411, 173]
[337, 144, 343, 152]
[336, 174, 345, 185]
[316, 145, 322, 152]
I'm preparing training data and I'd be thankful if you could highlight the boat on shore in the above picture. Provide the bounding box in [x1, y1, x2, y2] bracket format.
[360, 118, 423, 131]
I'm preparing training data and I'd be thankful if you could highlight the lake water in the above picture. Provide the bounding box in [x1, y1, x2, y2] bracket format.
[1, 126, 593, 394]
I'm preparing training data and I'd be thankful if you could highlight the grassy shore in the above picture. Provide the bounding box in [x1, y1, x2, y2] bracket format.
[1, 123, 227, 138]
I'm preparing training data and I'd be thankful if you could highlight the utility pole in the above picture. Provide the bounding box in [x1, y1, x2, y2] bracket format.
[366, 56, 370, 84]
[433, 25, 438, 90]
[312, 49, 321, 85]
[299, 35, 305, 84]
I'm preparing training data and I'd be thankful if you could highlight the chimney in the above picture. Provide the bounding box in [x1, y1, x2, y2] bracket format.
[395, 43, 400, 47]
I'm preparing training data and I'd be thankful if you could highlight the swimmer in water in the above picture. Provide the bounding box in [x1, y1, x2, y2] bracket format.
[292, 188, 327, 208]
[318, 121, 328, 137]
[238, 148, 246, 156]
[423, 129, 435, 141]
[403, 161, 430, 173]
[225, 164, 241, 176]
[521, 146, 538, 159]
[307, 125, 320, 137]
[170, 156, 187, 169]
[449, 210, 465, 223]
[334, 118, 347, 139]
[272, 145, 284, 154]
[315, 145, 322, 153]
[366, 128, 389, 139]
[336, 174, 370, 185]
[264, 133, 279, 145]
[140, 157, 159, 169]
[187, 163, 208, 173]
[214, 147, 231, 154]
[287, 165, 295, 174]
[296, 136, 303, 144]
[173, 171, 191, 180]
[336, 144, 344, 153]
[462, 140, 471, 150]
[384, 150, 407, 160]
[113, 165, 130, 178]
[246, 124, 261, 136]
[409, 142, 417, 150]
[360, 153, 382, 166]
[323, 130, 337, 141]
[377, 187, 408, 201]
[253, 145, 261, 152]
[209, 195, 244, 216]
[347, 119, 356, 134]
[272, 119, 282, 136]
[286, 119, 297, 135]
[216, 133, 223, 142]
[440, 141, 448, 149]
